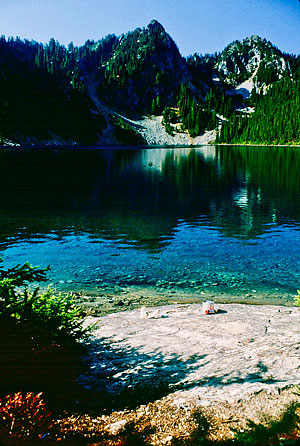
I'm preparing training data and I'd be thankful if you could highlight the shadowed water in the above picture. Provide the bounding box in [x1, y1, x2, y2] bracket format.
[1, 145, 300, 302]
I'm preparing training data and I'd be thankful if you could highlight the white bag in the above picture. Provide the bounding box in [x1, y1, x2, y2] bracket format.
[203, 301, 216, 314]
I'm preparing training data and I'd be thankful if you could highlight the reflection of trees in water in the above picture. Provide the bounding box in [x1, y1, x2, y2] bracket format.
[0, 146, 299, 253]
[0, 148, 178, 252]
[161, 148, 257, 239]
[216, 145, 300, 237]
[161, 145, 300, 239]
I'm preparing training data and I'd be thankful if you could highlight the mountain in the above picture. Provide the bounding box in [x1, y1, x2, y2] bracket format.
[215, 37, 300, 145]
[0, 21, 299, 146]
[216, 35, 290, 87]
[91, 19, 192, 113]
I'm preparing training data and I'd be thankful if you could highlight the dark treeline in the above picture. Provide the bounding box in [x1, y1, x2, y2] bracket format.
[0, 36, 106, 144]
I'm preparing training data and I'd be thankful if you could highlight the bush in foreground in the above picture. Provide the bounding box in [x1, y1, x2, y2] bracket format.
[0, 260, 89, 409]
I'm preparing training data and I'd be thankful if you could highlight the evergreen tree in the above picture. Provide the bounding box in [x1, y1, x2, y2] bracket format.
[218, 78, 300, 145]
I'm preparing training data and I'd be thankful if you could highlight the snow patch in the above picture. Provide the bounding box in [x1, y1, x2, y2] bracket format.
[234, 79, 254, 99]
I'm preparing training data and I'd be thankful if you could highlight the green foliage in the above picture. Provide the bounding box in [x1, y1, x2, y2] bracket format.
[177, 84, 217, 137]
[163, 107, 178, 124]
[0, 27, 297, 146]
[164, 121, 175, 136]
[0, 260, 87, 343]
[155, 71, 169, 86]
[218, 78, 300, 145]
[97, 20, 185, 113]
[151, 95, 162, 115]
[287, 54, 300, 80]
[0, 392, 52, 438]
[0, 260, 48, 303]
[295, 290, 300, 307]
[255, 60, 281, 86]
[205, 86, 235, 119]
[104, 21, 175, 88]
[217, 36, 286, 87]
[162, 107, 179, 135]
[186, 53, 218, 89]
[0, 260, 89, 409]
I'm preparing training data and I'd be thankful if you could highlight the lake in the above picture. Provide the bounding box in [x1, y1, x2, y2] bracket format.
[1, 145, 300, 303]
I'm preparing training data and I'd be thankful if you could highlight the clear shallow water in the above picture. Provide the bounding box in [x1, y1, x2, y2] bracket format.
[1, 145, 300, 302]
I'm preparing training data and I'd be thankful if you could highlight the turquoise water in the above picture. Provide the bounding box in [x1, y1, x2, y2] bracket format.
[1, 145, 300, 301]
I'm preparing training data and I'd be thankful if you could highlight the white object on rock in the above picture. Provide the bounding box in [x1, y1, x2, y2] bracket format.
[147, 308, 160, 318]
[140, 307, 161, 319]
[203, 301, 216, 314]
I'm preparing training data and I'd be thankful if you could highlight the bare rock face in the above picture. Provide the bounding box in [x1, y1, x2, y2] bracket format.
[80, 303, 300, 406]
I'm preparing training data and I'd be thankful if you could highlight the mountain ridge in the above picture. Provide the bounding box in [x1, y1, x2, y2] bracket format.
[0, 20, 299, 146]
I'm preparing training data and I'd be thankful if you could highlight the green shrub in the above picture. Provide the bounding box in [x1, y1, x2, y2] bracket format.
[0, 260, 87, 342]
[11, 288, 85, 343]
[163, 107, 179, 124]
[164, 121, 175, 136]
[0, 260, 48, 305]
[0, 260, 90, 409]
[162, 107, 179, 136]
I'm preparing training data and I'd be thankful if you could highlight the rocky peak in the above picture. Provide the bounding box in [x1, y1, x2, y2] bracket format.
[98, 20, 192, 112]
[147, 19, 165, 33]
[216, 35, 290, 87]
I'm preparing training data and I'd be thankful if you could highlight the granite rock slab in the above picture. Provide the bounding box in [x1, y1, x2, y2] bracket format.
[80, 303, 300, 405]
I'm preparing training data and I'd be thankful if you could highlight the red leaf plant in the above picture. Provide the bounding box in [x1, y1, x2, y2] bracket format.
[0, 391, 52, 438]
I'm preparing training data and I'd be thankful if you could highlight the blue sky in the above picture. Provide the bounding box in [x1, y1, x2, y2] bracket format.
[1, 0, 300, 55]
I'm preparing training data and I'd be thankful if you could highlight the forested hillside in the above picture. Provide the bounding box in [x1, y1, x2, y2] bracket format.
[217, 78, 300, 144]
[0, 36, 106, 144]
[0, 21, 299, 146]
[215, 36, 300, 145]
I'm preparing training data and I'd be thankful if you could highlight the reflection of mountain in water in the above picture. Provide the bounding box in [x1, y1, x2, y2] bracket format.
[0, 146, 299, 253]
[215, 146, 300, 238]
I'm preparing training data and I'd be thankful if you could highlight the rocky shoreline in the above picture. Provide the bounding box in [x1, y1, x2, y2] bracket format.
[60, 298, 300, 443]
[74, 284, 296, 318]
